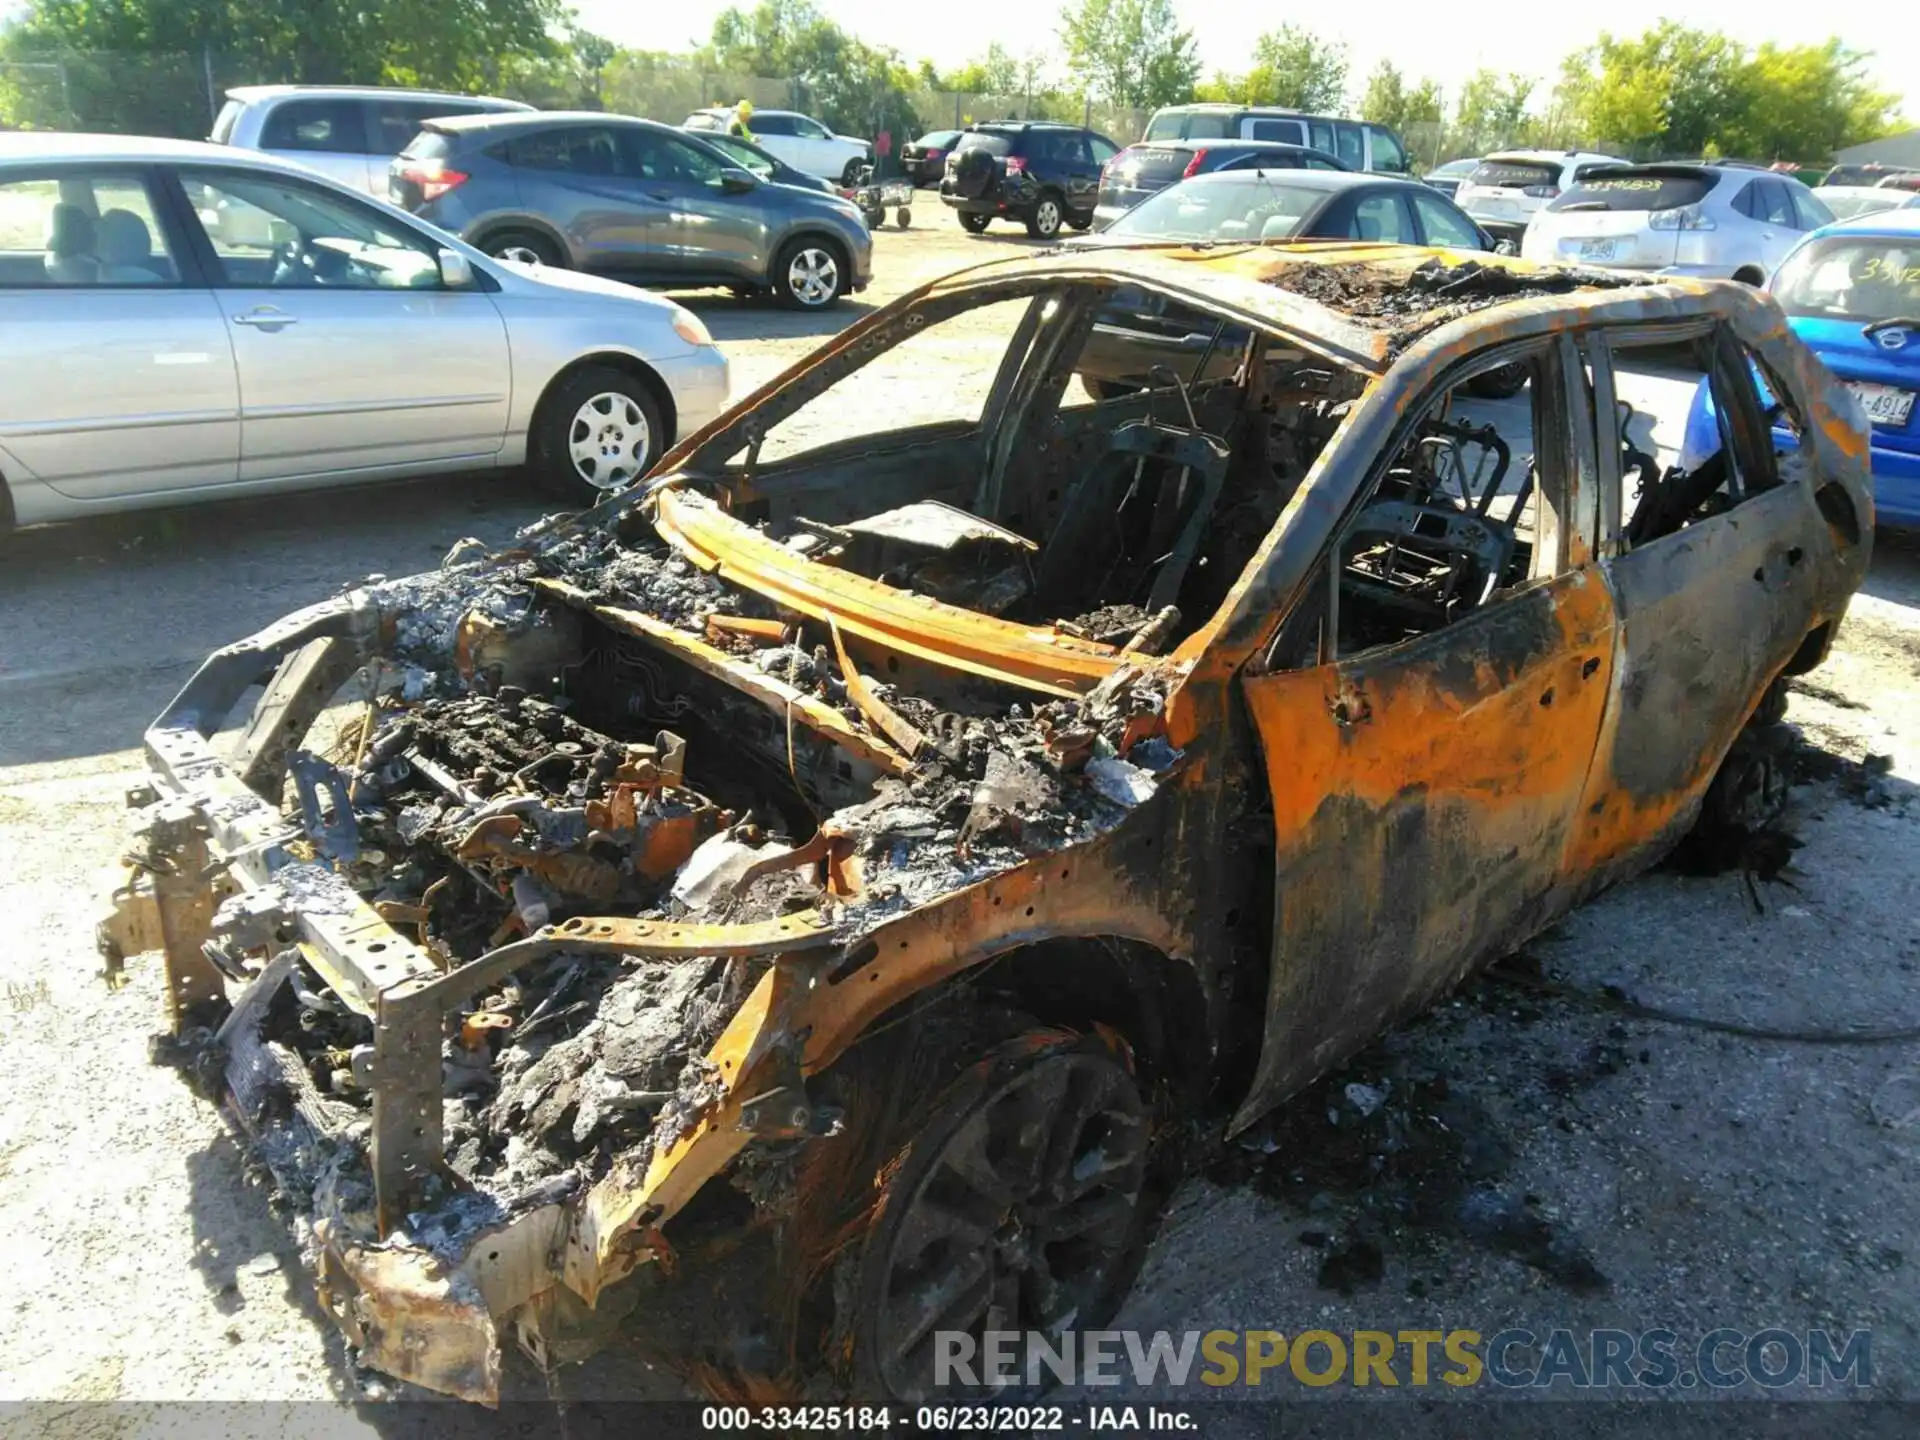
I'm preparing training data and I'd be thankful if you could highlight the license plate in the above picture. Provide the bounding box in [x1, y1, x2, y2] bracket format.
[1850, 382, 1915, 428]
[1579, 238, 1617, 262]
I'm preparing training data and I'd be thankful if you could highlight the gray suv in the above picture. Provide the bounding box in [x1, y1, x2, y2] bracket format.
[391, 112, 873, 308]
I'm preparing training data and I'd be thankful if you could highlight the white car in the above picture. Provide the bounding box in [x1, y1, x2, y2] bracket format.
[1454, 149, 1627, 249]
[1813, 185, 1918, 222]
[213, 85, 532, 195]
[0, 134, 729, 532]
[1521, 162, 1836, 282]
[684, 108, 871, 184]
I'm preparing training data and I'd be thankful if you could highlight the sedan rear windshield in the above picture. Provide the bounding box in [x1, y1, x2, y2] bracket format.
[1772, 237, 1920, 323]
[1107, 146, 1193, 184]
[1467, 160, 1558, 189]
[1106, 177, 1320, 242]
[1545, 170, 1713, 213]
[955, 131, 1014, 158]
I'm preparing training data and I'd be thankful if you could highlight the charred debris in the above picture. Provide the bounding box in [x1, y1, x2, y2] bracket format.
[1264, 258, 1648, 355]
[224, 498, 1180, 1244]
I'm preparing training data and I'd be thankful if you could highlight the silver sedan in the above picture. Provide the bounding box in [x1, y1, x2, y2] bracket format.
[0, 133, 730, 532]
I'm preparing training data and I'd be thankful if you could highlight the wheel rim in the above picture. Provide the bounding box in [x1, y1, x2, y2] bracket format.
[494, 242, 545, 265]
[787, 247, 838, 306]
[566, 391, 650, 491]
[1035, 200, 1061, 235]
[872, 1047, 1147, 1399]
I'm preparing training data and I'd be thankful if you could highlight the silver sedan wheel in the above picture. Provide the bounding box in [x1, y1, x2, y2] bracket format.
[786, 246, 839, 306]
[567, 391, 651, 491]
[495, 244, 545, 266]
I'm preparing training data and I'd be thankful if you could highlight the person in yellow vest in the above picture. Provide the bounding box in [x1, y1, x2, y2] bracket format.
[728, 99, 755, 143]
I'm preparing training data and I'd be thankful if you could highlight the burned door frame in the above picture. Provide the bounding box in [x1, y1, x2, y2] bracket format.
[1230, 333, 1618, 1129]
[1565, 317, 1834, 878]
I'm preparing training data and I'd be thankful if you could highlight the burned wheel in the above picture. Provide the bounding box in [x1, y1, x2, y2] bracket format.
[846, 1032, 1150, 1400]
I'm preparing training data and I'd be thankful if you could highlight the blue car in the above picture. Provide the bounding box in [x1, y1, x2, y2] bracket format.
[1684, 208, 1920, 527]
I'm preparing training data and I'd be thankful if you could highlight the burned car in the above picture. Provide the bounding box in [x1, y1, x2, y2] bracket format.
[101, 243, 1872, 1404]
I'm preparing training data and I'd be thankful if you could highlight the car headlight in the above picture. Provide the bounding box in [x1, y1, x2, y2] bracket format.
[671, 307, 713, 347]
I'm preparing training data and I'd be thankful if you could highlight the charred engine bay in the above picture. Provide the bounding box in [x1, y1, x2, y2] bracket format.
[250, 506, 1179, 1240]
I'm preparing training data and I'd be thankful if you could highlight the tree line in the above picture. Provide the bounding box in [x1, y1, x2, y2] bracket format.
[0, 0, 1904, 166]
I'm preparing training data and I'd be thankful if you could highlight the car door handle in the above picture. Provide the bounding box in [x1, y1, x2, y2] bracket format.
[232, 309, 297, 329]
[650, 191, 673, 201]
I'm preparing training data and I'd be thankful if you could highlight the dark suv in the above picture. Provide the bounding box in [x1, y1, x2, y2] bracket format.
[1094, 140, 1348, 229]
[939, 121, 1120, 238]
[390, 112, 872, 308]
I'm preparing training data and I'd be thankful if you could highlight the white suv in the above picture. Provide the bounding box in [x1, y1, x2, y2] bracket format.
[1454, 149, 1626, 249]
[1522, 162, 1836, 282]
[684, 108, 871, 184]
[212, 85, 531, 194]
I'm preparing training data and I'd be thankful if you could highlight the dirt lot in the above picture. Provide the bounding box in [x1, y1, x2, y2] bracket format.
[2, 217, 1918, 1427]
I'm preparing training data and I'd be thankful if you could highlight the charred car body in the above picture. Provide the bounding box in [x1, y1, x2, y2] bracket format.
[102, 242, 1872, 1404]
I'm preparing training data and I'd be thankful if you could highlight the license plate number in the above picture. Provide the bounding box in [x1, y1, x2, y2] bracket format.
[1579, 238, 1617, 261]
[1850, 382, 1915, 428]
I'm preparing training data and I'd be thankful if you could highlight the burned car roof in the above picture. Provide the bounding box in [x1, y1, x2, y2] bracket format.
[908, 244, 1676, 370]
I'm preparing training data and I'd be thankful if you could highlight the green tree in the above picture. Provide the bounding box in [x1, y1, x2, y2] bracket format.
[6, 0, 565, 131]
[1245, 24, 1346, 112]
[944, 42, 1021, 96]
[1725, 39, 1899, 161]
[1058, 0, 1198, 109]
[1558, 25, 1741, 156]
[1453, 69, 1535, 151]
[1360, 60, 1440, 131]
[1556, 25, 1900, 162]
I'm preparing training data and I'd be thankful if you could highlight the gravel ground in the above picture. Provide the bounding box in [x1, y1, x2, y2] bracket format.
[2, 219, 1917, 1431]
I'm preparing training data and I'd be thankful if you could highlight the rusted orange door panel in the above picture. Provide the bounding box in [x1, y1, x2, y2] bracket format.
[1232, 568, 1617, 1131]
[1567, 483, 1832, 875]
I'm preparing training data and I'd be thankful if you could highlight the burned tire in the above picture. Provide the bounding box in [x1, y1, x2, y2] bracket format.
[530, 364, 665, 502]
[1025, 193, 1065, 240]
[958, 212, 991, 235]
[827, 1025, 1151, 1401]
[483, 228, 563, 268]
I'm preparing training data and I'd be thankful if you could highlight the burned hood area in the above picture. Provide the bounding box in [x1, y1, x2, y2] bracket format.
[211, 495, 1182, 1256]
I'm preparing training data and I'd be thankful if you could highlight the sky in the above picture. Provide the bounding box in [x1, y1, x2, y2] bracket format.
[574, 0, 1919, 119]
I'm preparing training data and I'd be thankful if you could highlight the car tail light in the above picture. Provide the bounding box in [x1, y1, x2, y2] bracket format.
[1522, 183, 1559, 198]
[397, 160, 468, 202]
[1649, 203, 1716, 231]
[1182, 148, 1209, 178]
[927, 148, 944, 162]
[1004, 155, 1027, 174]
